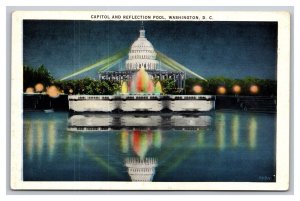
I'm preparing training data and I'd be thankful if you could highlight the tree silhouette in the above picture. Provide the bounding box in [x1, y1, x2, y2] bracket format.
[23, 65, 54, 91]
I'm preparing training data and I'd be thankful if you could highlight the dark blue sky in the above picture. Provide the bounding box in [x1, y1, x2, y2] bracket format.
[23, 20, 278, 80]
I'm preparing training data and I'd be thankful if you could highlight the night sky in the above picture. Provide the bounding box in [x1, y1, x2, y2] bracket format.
[23, 20, 278, 80]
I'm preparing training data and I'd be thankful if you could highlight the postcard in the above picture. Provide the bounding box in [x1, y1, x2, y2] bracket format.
[10, 11, 290, 190]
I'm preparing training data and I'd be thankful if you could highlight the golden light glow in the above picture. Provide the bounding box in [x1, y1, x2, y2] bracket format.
[47, 85, 60, 98]
[47, 120, 56, 160]
[121, 81, 128, 94]
[69, 89, 73, 94]
[25, 87, 34, 93]
[120, 129, 129, 153]
[36, 120, 44, 156]
[193, 85, 203, 94]
[154, 81, 162, 94]
[217, 86, 226, 95]
[250, 85, 259, 94]
[216, 113, 226, 150]
[231, 114, 240, 147]
[248, 116, 257, 149]
[24, 121, 34, 161]
[34, 83, 44, 92]
[153, 130, 162, 148]
[131, 130, 149, 160]
[232, 85, 241, 94]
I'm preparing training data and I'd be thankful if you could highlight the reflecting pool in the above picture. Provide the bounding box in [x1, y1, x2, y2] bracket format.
[23, 111, 276, 182]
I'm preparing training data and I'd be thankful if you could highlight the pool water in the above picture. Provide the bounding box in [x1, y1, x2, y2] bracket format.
[23, 110, 276, 182]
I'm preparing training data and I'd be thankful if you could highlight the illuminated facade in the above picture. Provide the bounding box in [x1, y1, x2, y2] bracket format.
[98, 27, 185, 90]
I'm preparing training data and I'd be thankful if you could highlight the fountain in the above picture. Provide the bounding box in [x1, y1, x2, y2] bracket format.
[121, 66, 161, 95]
[121, 81, 128, 94]
[130, 66, 153, 94]
[154, 81, 162, 94]
[69, 70, 215, 111]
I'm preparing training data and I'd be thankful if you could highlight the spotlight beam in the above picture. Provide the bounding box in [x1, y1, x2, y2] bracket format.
[157, 52, 183, 72]
[97, 59, 122, 73]
[160, 58, 182, 72]
[160, 63, 180, 71]
[156, 50, 207, 81]
[60, 48, 129, 81]
[59, 47, 206, 81]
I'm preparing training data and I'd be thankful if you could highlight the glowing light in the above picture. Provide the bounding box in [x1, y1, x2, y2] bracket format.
[147, 80, 154, 93]
[153, 130, 162, 148]
[132, 130, 150, 159]
[156, 50, 207, 81]
[24, 121, 34, 161]
[232, 85, 241, 94]
[36, 120, 44, 157]
[217, 86, 226, 95]
[193, 85, 202, 94]
[47, 85, 60, 98]
[136, 67, 144, 92]
[129, 79, 136, 94]
[130, 66, 155, 94]
[69, 89, 73, 94]
[121, 81, 128, 94]
[58, 46, 207, 81]
[34, 83, 44, 92]
[231, 114, 240, 147]
[147, 129, 153, 146]
[47, 120, 56, 160]
[250, 85, 259, 94]
[248, 116, 257, 149]
[120, 129, 129, 153]
[58, 47, 207, 82]
[60, 48, 129, 81]
[25, 87, 34, 93]
[216, 113, 226, 151]
[154, 81, 162, 94]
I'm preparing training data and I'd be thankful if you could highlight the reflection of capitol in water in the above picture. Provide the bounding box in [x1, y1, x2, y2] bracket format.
[24, 113, 259, 160]
[23, 112, 263, 182]
[67, 113, 212, 131]
[125, 157, 157, 182]
[120, 128, 161, 182]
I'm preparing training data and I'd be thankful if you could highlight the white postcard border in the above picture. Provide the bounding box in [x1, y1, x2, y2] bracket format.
[11, 10, 290, 191]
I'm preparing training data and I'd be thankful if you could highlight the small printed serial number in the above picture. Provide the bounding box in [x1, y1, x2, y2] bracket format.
[258, 176, 274, 181]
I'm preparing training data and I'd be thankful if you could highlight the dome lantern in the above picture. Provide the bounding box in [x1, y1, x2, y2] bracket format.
[140, 29, 145, 38]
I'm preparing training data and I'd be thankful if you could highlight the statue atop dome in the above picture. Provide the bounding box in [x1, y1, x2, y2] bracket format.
[139, 21, 145, 38]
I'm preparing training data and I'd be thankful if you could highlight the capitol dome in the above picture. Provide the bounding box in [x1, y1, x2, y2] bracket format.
[125, 28, 159, 71]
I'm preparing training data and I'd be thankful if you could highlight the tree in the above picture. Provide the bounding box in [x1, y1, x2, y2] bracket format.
[160, 79, 177, 94]
[184, 76, 276, 96]
[23, 65, 54, 91]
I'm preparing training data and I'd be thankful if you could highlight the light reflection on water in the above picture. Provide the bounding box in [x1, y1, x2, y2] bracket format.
[23, 111, 275, 182]
[231, 114, 240, 147]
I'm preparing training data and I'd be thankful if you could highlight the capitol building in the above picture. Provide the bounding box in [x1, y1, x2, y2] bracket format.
[68, 26, 215, 113]
[98, 27, 185, 91]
